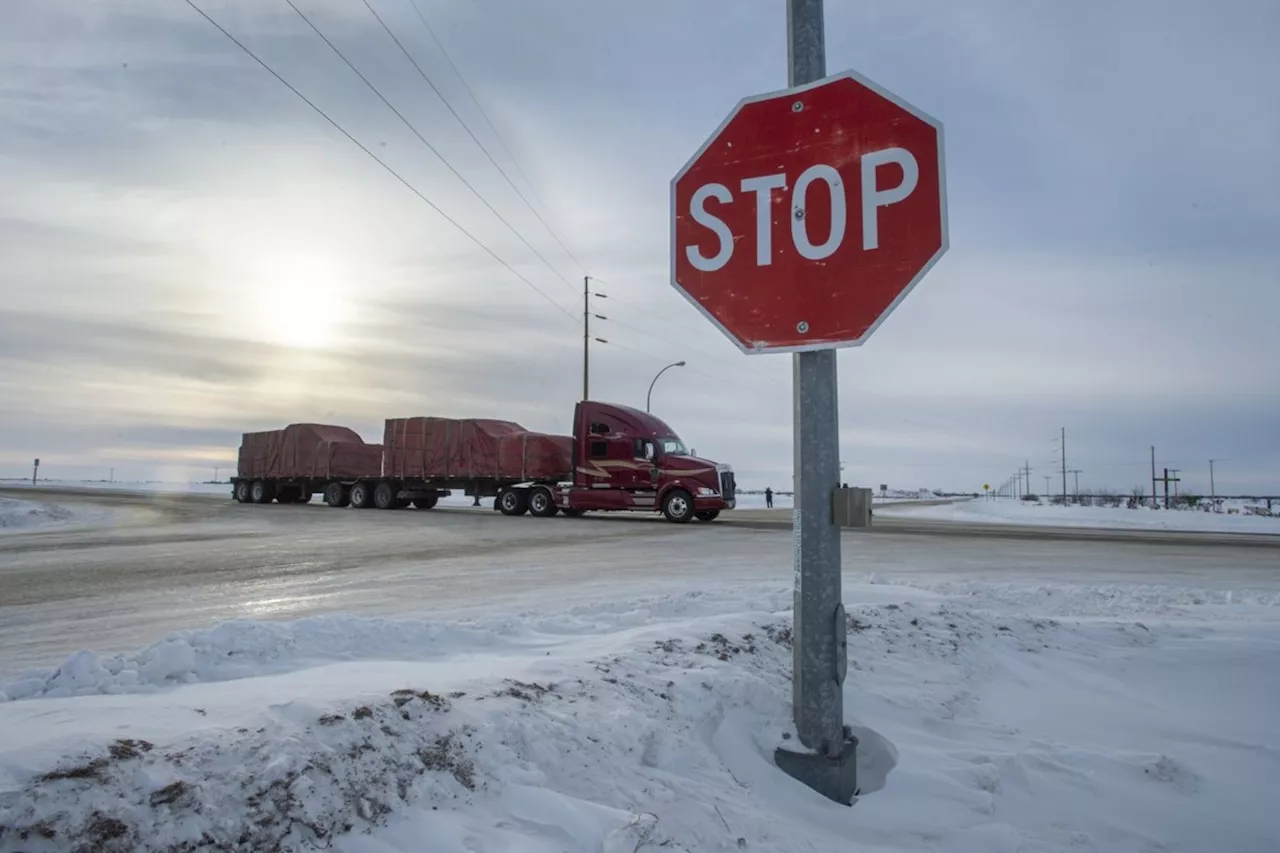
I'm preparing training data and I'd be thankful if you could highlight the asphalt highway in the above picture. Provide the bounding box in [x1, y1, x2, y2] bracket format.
[2, 487, 1276, 676]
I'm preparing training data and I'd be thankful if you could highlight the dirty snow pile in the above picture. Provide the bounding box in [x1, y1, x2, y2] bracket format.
[0, 496, 77, 533]
[878, 496, 1280, 534]
[1, 579, 1277, 853]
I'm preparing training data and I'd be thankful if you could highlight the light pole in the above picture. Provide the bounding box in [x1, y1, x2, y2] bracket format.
[646, 361, 686, 412]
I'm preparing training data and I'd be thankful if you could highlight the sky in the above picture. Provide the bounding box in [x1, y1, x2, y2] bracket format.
[1, 0, 1278, 495]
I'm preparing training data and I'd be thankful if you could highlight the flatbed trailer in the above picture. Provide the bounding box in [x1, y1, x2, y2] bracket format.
[231, 400, 735, 523]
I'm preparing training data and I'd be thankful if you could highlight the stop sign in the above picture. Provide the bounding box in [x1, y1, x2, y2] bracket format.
[671, 70, 947, 353]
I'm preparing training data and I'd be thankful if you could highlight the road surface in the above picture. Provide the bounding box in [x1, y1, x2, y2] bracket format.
[2, 486, 1276, 677]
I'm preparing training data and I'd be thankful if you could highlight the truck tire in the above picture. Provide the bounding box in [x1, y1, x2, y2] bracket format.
[324, 482, 351, 508]
[528, 487, 559, 518]
[694, 510, 720, 522]
[251, 480, 274, 504]
[350, 482, 374, 509]
[412, 494, 439, 510]
[234, 480, 251, 503]
[373, 482, 400, 510]
[498, 488, 528, 516]
[662, 489, 694, 523]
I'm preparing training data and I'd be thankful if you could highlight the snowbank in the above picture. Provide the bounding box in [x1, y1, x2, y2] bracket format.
[0, 496, 79, 534]
[1, 579, 1277, 852]
[879, 496, 1280, 534]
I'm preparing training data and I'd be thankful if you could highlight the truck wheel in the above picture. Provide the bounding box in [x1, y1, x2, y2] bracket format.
[561, 508, 585, 518]
[373, 482, 400, 510]
[251, 480, 274, 504]
[498, 489, 528, 516]
[695, 510, 720, 522]
[412, 494, 439, 510]
[350, 482, 374, 509]
[662, 489, 694, 523]
[528, 487, 559, 518]
[324, 483, 351, 508]
[234, 480, 251, 503]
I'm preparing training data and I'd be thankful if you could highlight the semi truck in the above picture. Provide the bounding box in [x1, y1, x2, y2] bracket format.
[230, 400, 735, 523]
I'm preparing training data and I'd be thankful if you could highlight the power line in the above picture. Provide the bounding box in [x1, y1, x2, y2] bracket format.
[588, 284, 724, 340]
[282, 0, 579, 300]
[401, 0, 586, 274]
[180, 0, 579, 327]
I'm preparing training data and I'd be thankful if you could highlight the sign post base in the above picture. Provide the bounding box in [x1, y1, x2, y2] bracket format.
[774, 733, 859, 806]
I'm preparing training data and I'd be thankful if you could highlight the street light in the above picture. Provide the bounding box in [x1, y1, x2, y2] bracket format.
[646, 361, 686, 412]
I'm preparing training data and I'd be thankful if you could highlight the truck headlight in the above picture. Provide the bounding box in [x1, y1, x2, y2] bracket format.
[697, 487, 717, 496]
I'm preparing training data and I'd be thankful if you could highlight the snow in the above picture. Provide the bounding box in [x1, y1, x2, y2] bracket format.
[0, 479, 232, 497]
[2, 575, 1277, 853]
[879, 496, 1280, 535]
[0, 495, 100, 534]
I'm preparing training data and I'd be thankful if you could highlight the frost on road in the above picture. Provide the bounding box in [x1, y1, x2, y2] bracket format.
[1, 572, 1277, 853]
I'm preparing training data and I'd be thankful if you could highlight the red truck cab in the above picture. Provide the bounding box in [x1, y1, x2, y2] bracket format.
[553, 401, 736, 522]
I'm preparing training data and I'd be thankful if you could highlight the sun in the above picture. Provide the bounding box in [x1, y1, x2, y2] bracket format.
[252, 253, 346, 349]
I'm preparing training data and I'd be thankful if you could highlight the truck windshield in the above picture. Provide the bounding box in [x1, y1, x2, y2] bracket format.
[658, 437, 687, 456]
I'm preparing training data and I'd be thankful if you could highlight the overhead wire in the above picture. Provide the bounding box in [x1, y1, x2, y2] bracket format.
[281, 0, 581, 302]
[371, 0, 588, 283]
[403, 0, 589, 277]
[586, 282, 722, 339]
[180, 0, 579, 327]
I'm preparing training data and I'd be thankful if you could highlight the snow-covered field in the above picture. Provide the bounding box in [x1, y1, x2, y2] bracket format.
[879, 496, 1280, 535]
[2, 572, 1276, 852]
[0, 479, 232, 498]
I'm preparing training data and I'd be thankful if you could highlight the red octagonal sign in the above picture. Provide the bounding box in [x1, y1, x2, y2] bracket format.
[671, 70, 947, 353]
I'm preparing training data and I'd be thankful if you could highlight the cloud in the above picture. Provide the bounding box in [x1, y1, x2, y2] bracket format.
[0, 0, 1276, 493]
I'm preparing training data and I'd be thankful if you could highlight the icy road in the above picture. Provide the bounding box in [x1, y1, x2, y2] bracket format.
[0, 486, 1276, 677]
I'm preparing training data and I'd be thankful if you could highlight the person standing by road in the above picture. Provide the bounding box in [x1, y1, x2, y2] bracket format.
[765, 487, 773, 509]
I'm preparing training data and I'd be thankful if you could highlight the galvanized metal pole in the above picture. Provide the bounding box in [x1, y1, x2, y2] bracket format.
[787, 0, 845, 759]
[1061, 427, 1067, 501]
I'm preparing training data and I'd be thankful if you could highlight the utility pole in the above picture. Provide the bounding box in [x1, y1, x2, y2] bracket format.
[1155, 467, 1180, 509]
[1169, 468, 1181, 500]
[1044, 475, 1052, 497]
[583, 276, 590, 401]
[110, 467, 115, 483]
[1068, 468, 1083, 497]
[1060, 427, 1067, 501]
[32, 458, 39, 487]
[582, 277, 607, 402]
[1209, 459, 1218, 501]
[1023, 460, 1032, 495]
[1151, 446, 1157, 508]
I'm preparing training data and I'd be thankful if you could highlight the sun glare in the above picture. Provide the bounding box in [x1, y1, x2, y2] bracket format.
[253, 253, 346, 349]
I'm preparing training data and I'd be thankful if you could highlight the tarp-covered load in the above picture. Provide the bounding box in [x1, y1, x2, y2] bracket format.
[383, 417, 572, 482]
[237, 424, 382, 481]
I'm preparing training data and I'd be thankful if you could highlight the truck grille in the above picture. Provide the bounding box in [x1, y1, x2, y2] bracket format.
[719, 470, 736, 497]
